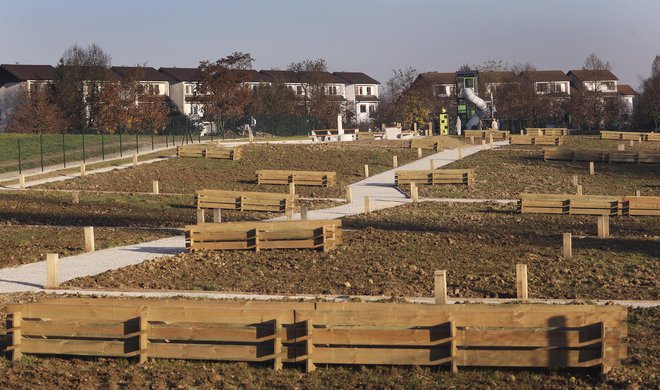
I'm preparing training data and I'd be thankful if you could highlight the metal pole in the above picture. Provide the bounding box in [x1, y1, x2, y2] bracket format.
[62, 133, 67, 168]
[39, 133, 44, 172]
[82, 128, 86, 164]
[166, 128, 169, 147]
[17, 139, 22, 174]
[101, 133, 105, 161]
[151, 131, 154, 151]
[135, 133, 139, 154]
[119, 131, 123, 157]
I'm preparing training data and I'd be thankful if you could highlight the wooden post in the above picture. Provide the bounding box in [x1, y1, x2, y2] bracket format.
[413, 122, 418, 133]
[417, 147, 422, 158]
[629, 139, 634, 147]
[305, 320, 316, 372]
[597, 215, 610, 238]
[635, 189, 641, 197]
[72, 191, 80, 204]
[300, 206, 308, 221]
[470, 136, 475, 145]
[364, 196, 371, 213]
[80, 163, 86, 177]
[428, 121, 433, 136]
[196, 209, 205, 224]
[364, 164, 369, 178]
[392, 155, 398, 167]
[562, 233, 572, 259]
[138, 310, 149, 364]
[481, 139, 486, 150]
[458, 146, 463, 159]
[434, 270, 448, 304]
[273, 319, 282, 370]
[9, 311, 22, 361]
[345, 187, 352, 202]
[572, 175, 579, 187]
[516, 264, 528, 300]
[84, 226, 95, 252]
[216, 139, 221, 147]
[18, 174, 26, 189]
[589, 162, 595, 175]
[152, 180, 159, 195]
[450, 321, 458, 373]
[213, 208, 222, 223]
[45, 253, 59, 289]
[429, 159, 435, 170]
[410, 183, 417, 202]
[289, 182, 295, 195]
[133, 153, 138, 166]
[285, 207, 293, 221]
[617, 144, 625, 151]
[489, 134, 494, 149]
[577, 184, 583, 195]
[414, 186, 419, 202]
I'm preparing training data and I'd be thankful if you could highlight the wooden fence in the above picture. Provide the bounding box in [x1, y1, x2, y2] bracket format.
[395, 169, 475, 186]
[185, 220, 342, 252]
[518, 193, 660, 216]
[5, 298, 627, 374]
[256, 170, 336, 187]
[176, 145, 242, 160]
[600, 131, 650, 141]
[464, 130, 510, 140]
[510, 135, 563, 146]
[195, 189, 298, 213]
[410, 137, 443, 151]
[524, 128, 568, 136]
[544, 148, 660, 164]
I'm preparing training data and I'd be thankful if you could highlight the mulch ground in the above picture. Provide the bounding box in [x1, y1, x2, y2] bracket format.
[66, 202, 659, 301]
[0, 293, 657, 389]
[413, 137, 660, 199]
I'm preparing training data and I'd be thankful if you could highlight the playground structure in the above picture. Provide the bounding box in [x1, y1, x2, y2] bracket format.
[456, 70, 496, 131]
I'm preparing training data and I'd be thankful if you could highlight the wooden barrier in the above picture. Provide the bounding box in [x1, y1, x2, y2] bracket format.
[185, 220, 342, 252]
[600, 131, 649, 141]
[176, 145, 242, 160]
[464, 130, 510, 140]
[256, 170, 336, 187]
[410, 137, 443, 151]
[518, 194, 660, 216]
[5, 298, 627, 375]
[543, 148, 660, 164]
[524, 128, 568, 136]
[510, 135, 563, 146]
[395, 169, 475, 186]
[195, 189, 298, 213]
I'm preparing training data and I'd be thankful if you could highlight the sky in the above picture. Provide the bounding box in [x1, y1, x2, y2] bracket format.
[2, 0, 659, 90]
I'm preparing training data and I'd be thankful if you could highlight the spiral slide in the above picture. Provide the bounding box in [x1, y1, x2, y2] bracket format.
[463, 87, 491, 129]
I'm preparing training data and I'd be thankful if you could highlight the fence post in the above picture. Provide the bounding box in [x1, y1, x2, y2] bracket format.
[300, 206, 308, 221]
[82, 129, 86, 163]
[80, 164, 86, 177]
[458, 146, 463, 159]
[289, 182, 295, 195]
[429, 159, 435, 170]
[417, 148, 422, 158]
[196, 209, 205, 224]
[72, 191, 80, 204]
[364, 164, 369, 178]
[84, 226, 95, 252]
[213, 208, 222, 223]
[597, 215, 610, 238]
[151, 132, 155, 151]
[572, 175, 579, 186]
[635, 189, 641, 197]
[481, 139, 486, 150]
[470, 136, 475, 145]
[62, 133, 67, 168]
[9, 310, 22, 361]
[305, 320, 316, 372]
[576, 184, 583, 195]
[133, 154, 138, 167]
[273, 319, 282, 370]
[489, 133, 494, 149]
[17, 139, 22, 174]
[516, 264, 528, 300]
[589, 162, 595, 175]
[562, 233, 572, 259]
[138, 310, 149, 364]
[617, 143, 625, 151]
[39, 133, 44, 172]
[345, 187, 352, 202]
[45, 253, 59, 289]
[119, 131, 123, 157]
[364, 196, 371, 213]
[135, 133, 139, 154]
[392, 155, 398, 167]
[434, 270, 448, 304]
[18, 174, 25, 190]
[152, 180, 159, 195]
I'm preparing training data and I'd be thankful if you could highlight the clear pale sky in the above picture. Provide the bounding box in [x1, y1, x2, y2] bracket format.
[2, 0, 659, 89]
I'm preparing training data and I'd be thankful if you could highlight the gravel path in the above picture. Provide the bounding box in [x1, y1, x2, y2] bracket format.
[0, 140, 508, 293]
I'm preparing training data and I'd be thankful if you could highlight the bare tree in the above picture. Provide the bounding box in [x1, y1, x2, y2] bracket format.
[633, 54, 660, 129]
[583, 53, 612, 71]
[287, 58, 344, 128]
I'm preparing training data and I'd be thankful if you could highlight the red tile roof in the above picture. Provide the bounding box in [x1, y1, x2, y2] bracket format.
[617, 84, 636, 95]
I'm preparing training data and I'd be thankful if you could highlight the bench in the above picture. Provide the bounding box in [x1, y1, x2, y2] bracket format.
[176, 145, 242, 160]
[185, 220, 342, 252]
[524, 128, 568, 136]
[195, 189, 298, 213]
[543, 148, 660, 164]
[410, 137, 444, 151]
[395, 169, 475, 186]
[256, 170, 336, 187]
[464, 130, 510, 140]
[518, 194, 633, 216]
[600, 131, 647, 141]
[647, 133, 660, 142]
[510, 135, 563, 146]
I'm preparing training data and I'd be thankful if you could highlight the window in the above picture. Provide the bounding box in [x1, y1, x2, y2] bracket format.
[360, 104, 367, 113]
[191, 105, 198, 115]
[464, 78, 474, 89]
[368, 105, 375, 114]
[536, 83, 549, 93]
[185, 84, 195, 95]
[602, 81, 615, 92]
[296, 86, 303, 95]
[358, 86, 364, 95]
[366, 86, 371, 95]
[153, 84, 160, 95]
[328, 86, 337, 95]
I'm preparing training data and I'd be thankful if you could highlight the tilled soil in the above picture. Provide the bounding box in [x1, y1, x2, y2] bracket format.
[67, 202, 660, 300]
[414, 143, 660, 199]
[38, 141, 429, 198]
[0, 293, 657, 389]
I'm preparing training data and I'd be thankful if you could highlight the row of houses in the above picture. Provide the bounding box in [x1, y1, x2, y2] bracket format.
[0, 63, 382, 131]
[412, 69, 636, 112]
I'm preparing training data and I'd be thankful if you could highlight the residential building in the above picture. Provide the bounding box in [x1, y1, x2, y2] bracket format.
[333, 72, 380, 124]
[158, 67, 203, 117]
[411, 72, 456, 97]
[111, 66, 170, 97]
[259, 70, 346, 99]
[480, 71, 520, 94]
[567, 69, 618, 93]
[0, 64, 55, 130]
[617, 83, 636, 113]
[520, 70, 571, 95]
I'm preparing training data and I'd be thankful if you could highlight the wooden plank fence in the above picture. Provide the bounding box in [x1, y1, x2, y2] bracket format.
[395, 169, 475, 186]
[185, 220, 342, 252]
[195, 189, 298, 213]
[511, 135, 563, 146]
[600, 131, 650, 142]
[177, 145, 242, 160]
[5, 298, 627, 374]
[464, 130, 510, 140]
[544, 148, 660, 164]
[524, 128, 568, 136]
[518, 193, 660, 216]
[256, 170, 336, 187]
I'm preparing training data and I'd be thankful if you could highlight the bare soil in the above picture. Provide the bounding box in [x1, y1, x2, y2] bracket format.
[67, 202, 659, 300]
[0, 293, 657, 389]
[38, 141, 426, 198]
[414, 137, 660, 199]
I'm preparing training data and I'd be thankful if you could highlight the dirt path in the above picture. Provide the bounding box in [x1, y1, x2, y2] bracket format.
[0, 140, 507, 293]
